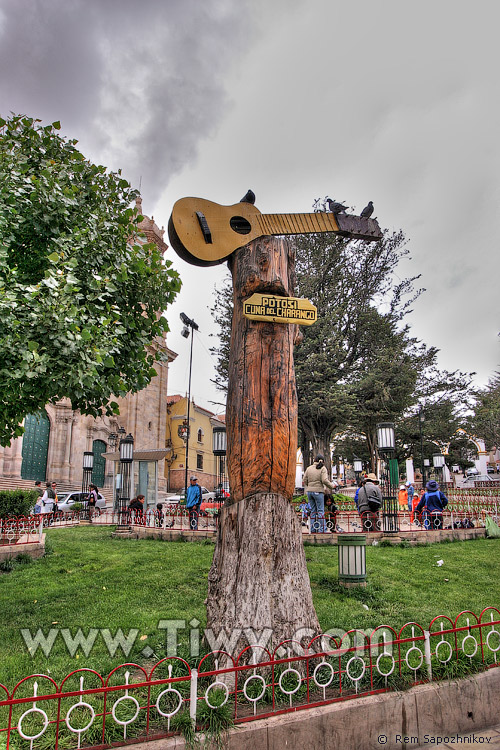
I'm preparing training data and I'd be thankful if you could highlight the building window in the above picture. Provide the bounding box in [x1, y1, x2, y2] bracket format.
[197, 454, 203, 471]
[197, 428, 203, 443]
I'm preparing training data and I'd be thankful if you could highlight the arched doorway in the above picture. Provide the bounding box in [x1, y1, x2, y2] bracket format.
[92, 440, 106, 488]
[21, 411, 50, 481]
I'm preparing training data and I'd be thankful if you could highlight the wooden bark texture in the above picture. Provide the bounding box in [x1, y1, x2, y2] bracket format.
[226, 236, 298, 504]
[207, 493, 320, 652]
[206, 236, 320, 653]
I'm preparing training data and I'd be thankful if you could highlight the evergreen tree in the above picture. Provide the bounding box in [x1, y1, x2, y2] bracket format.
[469, 372, 500, 450]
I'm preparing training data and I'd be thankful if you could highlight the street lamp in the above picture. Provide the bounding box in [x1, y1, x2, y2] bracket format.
[353, 456, 363, 483]
[418, 405, 425, 485]
[82, 451, 94, 494]
[424, 458, 430, 484]
[376, 422, 399, 533]
[433, 453, 445, 485]
[118, 433, 134, 522]
[180, 313, 199, 496]
[213, 426, 227, 502]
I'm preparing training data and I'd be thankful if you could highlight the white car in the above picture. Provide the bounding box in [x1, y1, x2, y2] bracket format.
[42, 491, 107, 514]
[462, 474, 494, 485]
[165, 486, 215, 504]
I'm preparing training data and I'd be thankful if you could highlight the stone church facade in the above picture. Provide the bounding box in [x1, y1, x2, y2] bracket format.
[0, 200, 177, 493]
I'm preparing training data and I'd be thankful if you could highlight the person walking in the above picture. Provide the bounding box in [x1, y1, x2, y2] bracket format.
[33, 481, 44, 515]
[357, 473, 383, 532]
[398, 485, 408, 511]
[87, 484, 98, 522]
[410, 487, 424, 525]
[186, 475, 202, 531]
[41, 481, 57, 521]
[302, 454, 336, 533]
[415, 480, 448, 530]
[406, 482, 414, 512]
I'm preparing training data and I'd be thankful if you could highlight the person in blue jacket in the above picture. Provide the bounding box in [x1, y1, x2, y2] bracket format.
[186, 475, 203, 530]
[415, 479, 448, 529]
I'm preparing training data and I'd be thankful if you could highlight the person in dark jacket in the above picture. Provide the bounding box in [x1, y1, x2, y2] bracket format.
[415, 480, 448, 529]
[186, 476, 203, 530]
[87, 484, 98, 522]
[357, 473, 383, 532]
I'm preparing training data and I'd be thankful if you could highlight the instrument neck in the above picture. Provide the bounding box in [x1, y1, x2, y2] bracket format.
[257, 212, 340, 236]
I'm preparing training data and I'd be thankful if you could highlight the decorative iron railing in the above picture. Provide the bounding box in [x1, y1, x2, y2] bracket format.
[0, 608, 498, 748]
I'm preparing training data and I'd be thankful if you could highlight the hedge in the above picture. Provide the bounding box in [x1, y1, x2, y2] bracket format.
[0, 489, 38, 518]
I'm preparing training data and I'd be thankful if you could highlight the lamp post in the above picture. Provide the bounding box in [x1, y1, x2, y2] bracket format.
[82, 451, 94, 494]
[180, 313, 199, 496]
[423, 458, 430, 485]
[376, 422, 399, 533]
[118, 433, 134, 523]
[111, 427, 126, 509]
[418, 404, 425, 486]
[433, 453, 445, 486]
[213, 426, 227, 503]
[353, 456, 363, 483]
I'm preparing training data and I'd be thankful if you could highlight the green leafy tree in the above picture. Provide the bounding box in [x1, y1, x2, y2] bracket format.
[293, 199, 422, 471]
[469, 372, 500, 450]
[210, 203, 424, 473]
[446, 433, 478, 474]
[344, 315, 421, 473]
[0, 114, 181, 446]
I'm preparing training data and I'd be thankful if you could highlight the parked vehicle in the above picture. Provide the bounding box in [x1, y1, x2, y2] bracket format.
[41, 491, 106, 514]
[465, 468, 479, 476]
[462, 474, 494, 485]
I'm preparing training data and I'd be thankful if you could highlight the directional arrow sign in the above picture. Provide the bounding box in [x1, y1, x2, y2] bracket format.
[242, 293, 317, 325]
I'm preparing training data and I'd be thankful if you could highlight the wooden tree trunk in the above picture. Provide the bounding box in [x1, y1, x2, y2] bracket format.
[206, 237, 320, 655]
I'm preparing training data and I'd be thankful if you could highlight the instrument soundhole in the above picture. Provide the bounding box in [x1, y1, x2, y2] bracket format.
[230, 216, 252, 235]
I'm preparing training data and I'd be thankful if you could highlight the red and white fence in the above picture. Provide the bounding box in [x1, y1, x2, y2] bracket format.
[0, 608, 498, 749]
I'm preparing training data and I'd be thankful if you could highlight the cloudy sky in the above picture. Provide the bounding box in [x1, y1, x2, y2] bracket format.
[1, 0, 498, 413]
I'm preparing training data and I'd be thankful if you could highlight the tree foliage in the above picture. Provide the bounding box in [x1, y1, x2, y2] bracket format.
[469, 372, 500, 450]
[209, 199, 475, 474]
[293, 198, 422, 469]
[0, 114, 181, 446]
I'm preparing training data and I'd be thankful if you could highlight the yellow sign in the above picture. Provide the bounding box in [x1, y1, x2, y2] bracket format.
[243, 294, 317, 325]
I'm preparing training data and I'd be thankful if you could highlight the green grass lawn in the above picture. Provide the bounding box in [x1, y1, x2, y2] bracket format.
[0, 527, 499, 689]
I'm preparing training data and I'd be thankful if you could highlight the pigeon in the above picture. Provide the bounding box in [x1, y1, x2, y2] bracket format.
[240, 189, 256, 204]
[326, 198, 348, 215]
[360, 201, 374, 218]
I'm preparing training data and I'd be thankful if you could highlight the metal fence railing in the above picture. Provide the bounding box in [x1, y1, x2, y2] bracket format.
[2, 495, 498, 545]
[0, 516, 44, 546]
[1, 607, 498, 748]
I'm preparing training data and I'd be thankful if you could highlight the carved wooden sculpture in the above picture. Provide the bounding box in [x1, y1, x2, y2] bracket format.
[206, 235, 320, 650]
[168, 195, 382, 653]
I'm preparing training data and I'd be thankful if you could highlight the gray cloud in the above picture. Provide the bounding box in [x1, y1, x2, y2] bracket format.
[0, 0, 260, 203]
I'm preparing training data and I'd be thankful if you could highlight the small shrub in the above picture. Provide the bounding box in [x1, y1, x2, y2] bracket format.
[172, 709, 199, 749]
[0, 489, 38, 517]
[14, 552, 33, 565]
[0, 559, 14, 573]
[198, 689, 235, 749]
[43, 537, 54, 556]
[379, 538, 393, 547]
